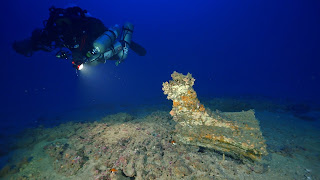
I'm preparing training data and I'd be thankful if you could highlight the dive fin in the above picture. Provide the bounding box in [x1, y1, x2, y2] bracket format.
[130, 41, 147, 56]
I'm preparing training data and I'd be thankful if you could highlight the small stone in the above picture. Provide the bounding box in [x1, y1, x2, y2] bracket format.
[99, 165, 107, 171]
[123, 160, 135, 177]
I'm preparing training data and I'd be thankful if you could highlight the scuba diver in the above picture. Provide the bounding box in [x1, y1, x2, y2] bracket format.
[12, 6, 146, 70]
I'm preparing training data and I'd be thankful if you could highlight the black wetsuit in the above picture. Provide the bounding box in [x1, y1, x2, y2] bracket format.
[14, 6, 107, 65]
[13, 6, 146, 67]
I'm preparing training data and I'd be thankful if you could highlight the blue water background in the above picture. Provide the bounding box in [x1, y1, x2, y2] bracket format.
[0, 0, 319, 140]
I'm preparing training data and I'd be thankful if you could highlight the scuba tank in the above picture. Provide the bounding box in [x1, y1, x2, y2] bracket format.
[85, 23, 134, 66]
[117, 22, 134, 61]
[103, 42, 123, 60]
[92, 25, 120, 54]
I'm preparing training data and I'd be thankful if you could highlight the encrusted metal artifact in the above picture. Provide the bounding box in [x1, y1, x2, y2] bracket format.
[162, 71, 268, 161]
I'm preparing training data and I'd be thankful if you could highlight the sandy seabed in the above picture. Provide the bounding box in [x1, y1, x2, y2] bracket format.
[0, 100, 319, 180]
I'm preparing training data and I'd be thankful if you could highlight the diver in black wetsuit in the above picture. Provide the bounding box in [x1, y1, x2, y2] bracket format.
[12, 6, 146, 70]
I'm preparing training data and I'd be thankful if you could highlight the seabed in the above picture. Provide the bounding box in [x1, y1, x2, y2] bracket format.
[0, 97, 319, 180]
[0, 72, 319, 180]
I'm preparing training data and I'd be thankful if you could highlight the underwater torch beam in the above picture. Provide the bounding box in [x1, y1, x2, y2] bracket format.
[162, 71, 268, 161]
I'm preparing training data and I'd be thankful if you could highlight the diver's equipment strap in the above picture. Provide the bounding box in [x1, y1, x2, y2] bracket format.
[122, 27, 133, 33]
[106, 29, 117, 40]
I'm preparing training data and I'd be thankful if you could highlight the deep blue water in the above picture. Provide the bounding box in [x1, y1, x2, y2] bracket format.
[0, 0, 319, 163]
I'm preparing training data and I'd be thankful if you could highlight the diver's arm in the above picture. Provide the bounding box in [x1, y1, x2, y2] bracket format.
[12, 28, 56, 57]
[30, 29, 56, 52]
[12, 38, 34, 57]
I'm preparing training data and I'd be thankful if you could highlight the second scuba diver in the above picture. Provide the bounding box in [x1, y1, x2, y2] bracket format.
[12, 6, 147, 70]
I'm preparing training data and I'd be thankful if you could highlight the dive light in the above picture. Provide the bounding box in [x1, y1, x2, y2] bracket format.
[72, 61, 84, 70]
[78, 64, 84, 70]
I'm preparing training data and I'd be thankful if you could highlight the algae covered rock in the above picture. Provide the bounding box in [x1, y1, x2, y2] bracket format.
[162, 71, 268, 161]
